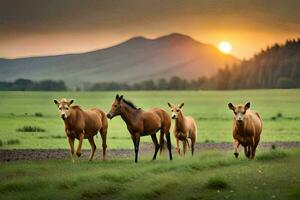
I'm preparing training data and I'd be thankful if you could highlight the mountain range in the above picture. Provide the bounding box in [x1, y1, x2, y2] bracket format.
[0, 33, 239, 87]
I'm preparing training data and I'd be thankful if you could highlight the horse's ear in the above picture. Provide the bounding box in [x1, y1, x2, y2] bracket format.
[116, 94, 119, 99]
[69, 99, 74, 105]
[119, 95, 123, 100]
[179, 102, 184, 108]
[167, 102, 172, 108]
[228, 103, 235, 110]
[54, 99, 59, 105]
[245, 102, 250, 110]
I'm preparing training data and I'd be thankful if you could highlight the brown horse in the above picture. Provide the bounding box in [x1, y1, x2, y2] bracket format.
[228, 102, 262, 159]
[54, 98, 108, 162]
[168, 102, 197, 156]
[107, 94, 172, 163]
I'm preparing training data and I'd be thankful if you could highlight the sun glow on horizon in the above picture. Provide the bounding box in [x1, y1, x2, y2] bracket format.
[218, 41, 232, 54]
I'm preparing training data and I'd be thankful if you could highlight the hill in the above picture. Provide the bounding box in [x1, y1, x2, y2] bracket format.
[0, 33, 239, 88]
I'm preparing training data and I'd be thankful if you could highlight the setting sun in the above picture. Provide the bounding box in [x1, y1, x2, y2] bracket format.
[218, 41, 232, 54]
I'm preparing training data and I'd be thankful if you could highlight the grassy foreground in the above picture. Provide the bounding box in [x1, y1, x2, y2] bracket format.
[0, 89, 299, 149]
[0, 148, 299, 200]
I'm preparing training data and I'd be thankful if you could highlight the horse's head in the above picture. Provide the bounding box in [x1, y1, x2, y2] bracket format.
[107, 94, 123, 119]
[228, 102, 250, 124]
[54, 98, 74, 120]
[167, 102, 184, 119]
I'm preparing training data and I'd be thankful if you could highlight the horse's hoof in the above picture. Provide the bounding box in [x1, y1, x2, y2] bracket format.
[76, 152, 82, 157]
[234, 153, 239, 158]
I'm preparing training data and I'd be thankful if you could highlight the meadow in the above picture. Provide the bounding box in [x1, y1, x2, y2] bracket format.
[0, 148, 299, 200]
[0, 89, 299, 149]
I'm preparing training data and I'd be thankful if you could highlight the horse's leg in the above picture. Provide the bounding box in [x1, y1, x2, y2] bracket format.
[165, 132, 173, 160]
[100, 129, 108, 160]
[191, 138, 195, 156]
[76, 133, 84, 157]
[176, 138, 180, 155]
[159, 130, 164, 155]
[251, 136, 260, 159]
[132, 133, 140, 163]
[186, 138, 190, 150]
[250, 140, 259, 159]
[151, 133, 160, 160]
[88, 137, 96, 161]
[233, 139, 240, 158]
[68, 136, 75, 162]
[244, 146, 250, 158]
[183, 140, 187, 156]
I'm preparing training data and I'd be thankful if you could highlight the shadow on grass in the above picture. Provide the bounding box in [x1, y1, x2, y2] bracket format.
[204, 176, 229, 190]
[256, 150, 288, 161]
[0, 181, 42, 193]
[16, 126, 45, 132]
[81, 184, 120, 199]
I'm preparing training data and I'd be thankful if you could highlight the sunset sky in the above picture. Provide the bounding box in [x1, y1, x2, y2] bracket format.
[0, 0, 299, 59]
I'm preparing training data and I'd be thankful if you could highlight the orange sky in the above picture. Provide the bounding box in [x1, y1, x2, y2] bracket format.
[0, 0, 299, 59]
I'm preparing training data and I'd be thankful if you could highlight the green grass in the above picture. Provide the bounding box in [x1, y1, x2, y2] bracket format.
[0, 148, 299, 200]
[0, 89, 299, 149]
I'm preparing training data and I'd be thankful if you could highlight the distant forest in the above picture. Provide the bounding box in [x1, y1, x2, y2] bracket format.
[1, 39, 299, 91]
[0, 79, 66, 91]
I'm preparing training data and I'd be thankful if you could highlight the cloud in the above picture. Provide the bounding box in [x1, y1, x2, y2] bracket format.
[0, 0, 299, 58]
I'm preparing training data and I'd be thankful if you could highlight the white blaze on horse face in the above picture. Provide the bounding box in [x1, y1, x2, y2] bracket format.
[58, 104, 71, 120]
[171, 108, 180, 119]
[236, 112, 244, 122]
[171, 112, 177, 119]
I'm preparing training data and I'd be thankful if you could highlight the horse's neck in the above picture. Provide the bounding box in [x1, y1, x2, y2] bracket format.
[120, 104, 139, 127]
[176, 111, 186, 131]
[235, 119, 248, 135]
[64, 109, 78, 128]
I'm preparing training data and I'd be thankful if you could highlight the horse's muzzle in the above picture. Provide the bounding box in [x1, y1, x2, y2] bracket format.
[106, 113, 112, 119]
[237, 119, 243, 124]
[61, 115, 67, 120]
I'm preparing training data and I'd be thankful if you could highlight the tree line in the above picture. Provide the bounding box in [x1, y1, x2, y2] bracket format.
[0, 38, 299, 91]
[0, 79, 67, 91]
[212, 38, 300, 89]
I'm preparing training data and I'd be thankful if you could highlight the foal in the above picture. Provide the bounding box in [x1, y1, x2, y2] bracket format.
[107, 94, 173, 163]
[54, 98, 108, 162]
[228, 102, 262, 159]
[168, 102, 197, 156]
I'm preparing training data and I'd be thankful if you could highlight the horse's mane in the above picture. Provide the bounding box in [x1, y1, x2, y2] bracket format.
[122, 99, 138, 109]
[71, 105, 82, 110]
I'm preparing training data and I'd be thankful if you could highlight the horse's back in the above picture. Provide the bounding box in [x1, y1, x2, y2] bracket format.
[186, 116, 197, 139]
[247, 110, 263, 135]
[82, 108, 105, 131]
[147, 108, 171, 129]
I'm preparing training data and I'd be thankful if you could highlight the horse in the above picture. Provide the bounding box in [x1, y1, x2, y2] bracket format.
[106, 94, 172, 163]
[228, 102, 262, 159]
[168, 102, 197, 156]
[54, 98, 108, 162]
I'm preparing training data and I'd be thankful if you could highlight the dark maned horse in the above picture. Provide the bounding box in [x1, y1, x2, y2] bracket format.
[107, 94, 172, 163]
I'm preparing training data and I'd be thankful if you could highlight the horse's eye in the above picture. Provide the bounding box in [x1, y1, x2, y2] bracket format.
[66, 107, 69, 110]
[59, 108, 62, 110]
[114, 105, 117, 108]
[234, 111, 237, 114]
[177, 109, 179, 112]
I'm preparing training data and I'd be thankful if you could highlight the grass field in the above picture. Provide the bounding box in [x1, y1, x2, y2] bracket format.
[0, 89, 299, 149]
[0, 148, 299, 200]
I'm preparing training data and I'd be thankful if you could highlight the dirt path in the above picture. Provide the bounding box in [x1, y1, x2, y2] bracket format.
[1, 142, 300, 162]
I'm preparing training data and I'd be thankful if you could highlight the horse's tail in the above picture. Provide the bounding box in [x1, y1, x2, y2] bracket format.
[100, 110, 108, 131]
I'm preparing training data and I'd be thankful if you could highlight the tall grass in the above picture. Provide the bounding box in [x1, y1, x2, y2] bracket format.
[16, 126, 45, 132]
